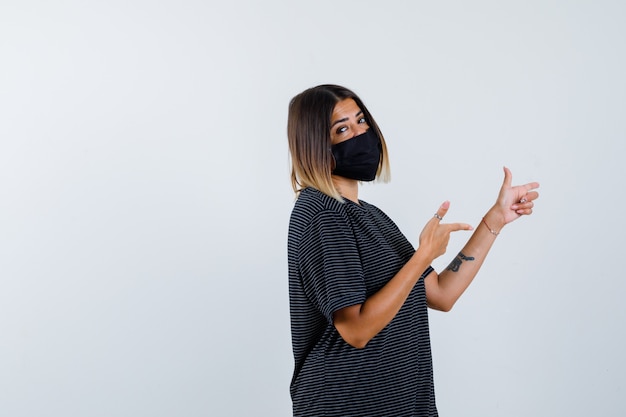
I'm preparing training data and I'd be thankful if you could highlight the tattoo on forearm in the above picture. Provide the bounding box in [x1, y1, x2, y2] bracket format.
[446, 252, 475, 272]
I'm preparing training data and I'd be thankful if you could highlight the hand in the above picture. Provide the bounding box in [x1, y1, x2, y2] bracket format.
[491, 166, 540, 227]
[417, 201, 473, 262]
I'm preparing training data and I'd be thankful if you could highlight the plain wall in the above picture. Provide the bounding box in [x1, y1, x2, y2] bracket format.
[1, 1, 625, 416]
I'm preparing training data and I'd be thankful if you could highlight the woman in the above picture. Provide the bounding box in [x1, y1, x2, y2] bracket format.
[286, 84, 539, 417]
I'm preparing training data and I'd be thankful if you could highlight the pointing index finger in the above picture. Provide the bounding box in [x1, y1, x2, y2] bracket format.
[524, 181, 540, 191]
[446, 222, 474, 232]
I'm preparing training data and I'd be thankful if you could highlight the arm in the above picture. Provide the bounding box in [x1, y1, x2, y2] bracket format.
[333, 201, 472, 349]
[424, 167, 540, 311]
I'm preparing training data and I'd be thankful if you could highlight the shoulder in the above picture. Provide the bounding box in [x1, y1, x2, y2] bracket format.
[290, 188, 345, 224]
[288, 189, 357, 250]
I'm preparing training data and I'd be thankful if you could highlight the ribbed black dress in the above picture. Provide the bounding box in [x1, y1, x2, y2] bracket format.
[288, 188, 438, 417]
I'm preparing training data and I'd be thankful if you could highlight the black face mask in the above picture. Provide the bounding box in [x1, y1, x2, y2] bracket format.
[331, 129, 382, 181]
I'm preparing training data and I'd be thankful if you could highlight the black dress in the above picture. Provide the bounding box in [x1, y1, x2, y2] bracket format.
[288, 188, 438, 417]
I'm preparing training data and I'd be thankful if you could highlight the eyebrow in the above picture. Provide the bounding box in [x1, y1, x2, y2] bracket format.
[331, 110, 364, 128]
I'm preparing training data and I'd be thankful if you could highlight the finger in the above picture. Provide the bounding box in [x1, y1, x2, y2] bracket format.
[524, 190, 540, 201]
[523, 181, 540, 192]
[434, 200, 450, 222]
[446, 222, 474, 232]
[502, 166, 513, 188]
[512, 200, 535, 211]
[512, 190, 539, 209]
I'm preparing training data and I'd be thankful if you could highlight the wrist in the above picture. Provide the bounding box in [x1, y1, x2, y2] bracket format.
[483, 209, 505, 235]
[411, 247, 435, 271]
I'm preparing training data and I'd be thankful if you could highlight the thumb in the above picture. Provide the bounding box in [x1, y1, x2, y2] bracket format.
[502, 166, 513, 188]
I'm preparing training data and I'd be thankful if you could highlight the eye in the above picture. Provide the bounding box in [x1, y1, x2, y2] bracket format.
[336, 126, 348, 134]
[358, 117, 367, 124]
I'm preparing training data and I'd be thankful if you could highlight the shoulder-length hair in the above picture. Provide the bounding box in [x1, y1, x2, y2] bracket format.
[287, 84, 391, 201]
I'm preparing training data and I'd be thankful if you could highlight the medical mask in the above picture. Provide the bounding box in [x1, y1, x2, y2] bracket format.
[331, 129, 381, 181]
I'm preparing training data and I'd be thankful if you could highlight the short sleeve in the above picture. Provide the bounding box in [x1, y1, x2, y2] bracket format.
[298, 210, 366, 323]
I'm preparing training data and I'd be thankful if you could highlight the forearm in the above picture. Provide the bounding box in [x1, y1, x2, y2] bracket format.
[427, 210, 503, 311]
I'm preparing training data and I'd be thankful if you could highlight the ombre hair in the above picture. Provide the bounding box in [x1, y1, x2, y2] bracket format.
[287, 84, 391, 201]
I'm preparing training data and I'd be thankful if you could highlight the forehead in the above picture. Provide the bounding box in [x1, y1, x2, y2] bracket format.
[331, 98, 361, 120]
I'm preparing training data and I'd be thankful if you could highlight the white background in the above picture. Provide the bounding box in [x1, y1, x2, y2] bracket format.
[1, 1, 625, 416]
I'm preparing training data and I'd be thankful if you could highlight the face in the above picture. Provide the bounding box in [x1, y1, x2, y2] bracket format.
[329, 98, 370, 145]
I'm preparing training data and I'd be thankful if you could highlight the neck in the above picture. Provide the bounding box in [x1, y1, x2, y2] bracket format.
[332, 175, 359, 203]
